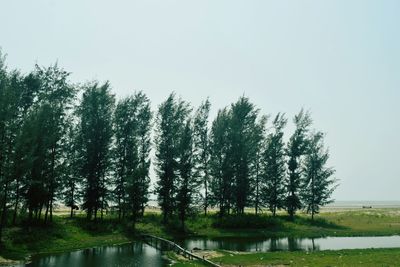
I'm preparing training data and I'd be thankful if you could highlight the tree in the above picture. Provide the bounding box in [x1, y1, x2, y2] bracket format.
[0, 54, 44, 239]
[193, 99, 211, 215]
[0, 52, 15, 241]
[23, 104, 54, 222]
[11, 71, 42, 224]
[155, 93, 190, 223]
[132, 92, 152, 219]
[301, 132, 337, 220]
[209, 108, 233, 216]
[34, 64, 76, 224]
[262, 113, 287, 216]
[77, 82, 114, 220]
[252, 116, 267, 215]
[229, 97, 260, 214]
[114, 92, 152, 224]
[62, 123, 81, 218]
[114, 96, 138, 221]
[176, 119, 198, 229]
[285, 109, 312, 220]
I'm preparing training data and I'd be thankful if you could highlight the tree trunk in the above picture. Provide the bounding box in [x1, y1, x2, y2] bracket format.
[100, 195, 104, 220]
[38, 204, 43, 221]
[44, 200, 50, 224]
[162, 211, 167, 224]
[49, 144, 56, 223]
[204, 176, 208, 216]
[49, 198, 53, 222]
[12, 180, 19, 225]
[28, 207, 33, 223]
[181, 217, 185, 231]
[0, 182, 9, 244]
[118, 197, 121, 221]
[87, 208, 92, 220]
[255, 155, 260, 215]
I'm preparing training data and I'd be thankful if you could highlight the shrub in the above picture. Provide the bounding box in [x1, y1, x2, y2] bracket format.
[212, 214, 282, 229]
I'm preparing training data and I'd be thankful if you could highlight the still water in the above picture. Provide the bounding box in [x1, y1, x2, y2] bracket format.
[14, 242, 168, 267]
[13, 236, 400, 266]
[180, 235, 400, 252]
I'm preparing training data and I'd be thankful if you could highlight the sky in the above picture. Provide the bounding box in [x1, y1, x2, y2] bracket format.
[1, 0, 399, 201]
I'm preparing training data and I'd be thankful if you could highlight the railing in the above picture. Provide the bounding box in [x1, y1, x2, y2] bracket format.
[140, 234, 221, 267]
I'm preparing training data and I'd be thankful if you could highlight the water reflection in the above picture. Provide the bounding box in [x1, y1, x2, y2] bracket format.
[180, 235, 400, 252]
[11, 235, 400, 267]
[14, 242, 168, 267]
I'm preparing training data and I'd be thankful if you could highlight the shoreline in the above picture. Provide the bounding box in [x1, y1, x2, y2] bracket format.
[2, 208, 400, 265]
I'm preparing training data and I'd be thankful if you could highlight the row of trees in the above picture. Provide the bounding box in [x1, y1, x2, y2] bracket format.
[0, 52, 337, 239]
[0, 54, 152, 241]
[155, 94, 337, 227]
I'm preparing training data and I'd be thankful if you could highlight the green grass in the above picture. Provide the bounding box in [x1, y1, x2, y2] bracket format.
[2, 208, 400, 264]
[137, 209, 400, 239]
[210, 248, 400, 266]
[0, 216, 131, 261]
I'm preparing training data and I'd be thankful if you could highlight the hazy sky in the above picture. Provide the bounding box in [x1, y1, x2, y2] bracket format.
[1, 0, 399, 201]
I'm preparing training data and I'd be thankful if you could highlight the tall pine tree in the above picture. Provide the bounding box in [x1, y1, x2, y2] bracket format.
[285, 109, 312, 220]
[193, 99, 211, 215]
[155, 93, 190, 223]
[301, 131, 337, 220]
[262, 113, 287, 216]
[209, 108, 233, 217]
[176, 119, 198, 229]
[77, 82, 114, 220]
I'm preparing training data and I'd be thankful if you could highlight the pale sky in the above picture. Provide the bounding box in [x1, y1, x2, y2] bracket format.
[1, 0, 399, 201]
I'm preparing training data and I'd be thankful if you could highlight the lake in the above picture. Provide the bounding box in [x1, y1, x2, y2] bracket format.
[13, 242, 168, 267]
[180, 235, 400, 252]
[13, 235, 400, 266]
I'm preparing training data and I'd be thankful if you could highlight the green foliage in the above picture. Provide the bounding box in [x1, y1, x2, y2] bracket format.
[77, 82, 115, 220]
[212, 214, 282, 229]
[176, 119, 198, 229]
[229, 97, 261, 214]
[193, 99, 211, 215]
[113, 92, 152, 222]
[0, 50, 341, 255]
[301, 132, 337, 219]
[154, 93, 191, 223]
[209, 108, 233, 216]
[285, 109, 313, 219]
[262, 113, 287, 216]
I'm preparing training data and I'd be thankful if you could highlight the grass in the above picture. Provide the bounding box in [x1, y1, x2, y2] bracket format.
[0, 216, 132, 261]
[209, 248, 400, 266]
[1, 208, 400, 264]
[137, 209, 400, 239]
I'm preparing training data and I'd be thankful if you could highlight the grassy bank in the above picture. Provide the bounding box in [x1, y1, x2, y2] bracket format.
[209, 248, 400, 266]
[0, 216, 131, 261]
[1, 208, 400, 264]
[136, 208, 400, 239]
[170, 248, 400, 266]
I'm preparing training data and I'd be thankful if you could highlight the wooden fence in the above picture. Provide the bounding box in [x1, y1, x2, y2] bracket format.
[140, 234, 221, 267]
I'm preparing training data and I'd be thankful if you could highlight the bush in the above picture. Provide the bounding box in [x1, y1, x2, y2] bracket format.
[212, 214, 282, 229]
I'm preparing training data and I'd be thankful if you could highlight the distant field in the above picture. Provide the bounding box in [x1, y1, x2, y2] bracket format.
[52, 200, 400, 216]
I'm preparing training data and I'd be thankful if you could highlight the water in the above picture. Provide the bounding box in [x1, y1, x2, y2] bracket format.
[13, 242, 168, 267]
[13, 236, 400, 266]
[179, 235, 400, 252]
